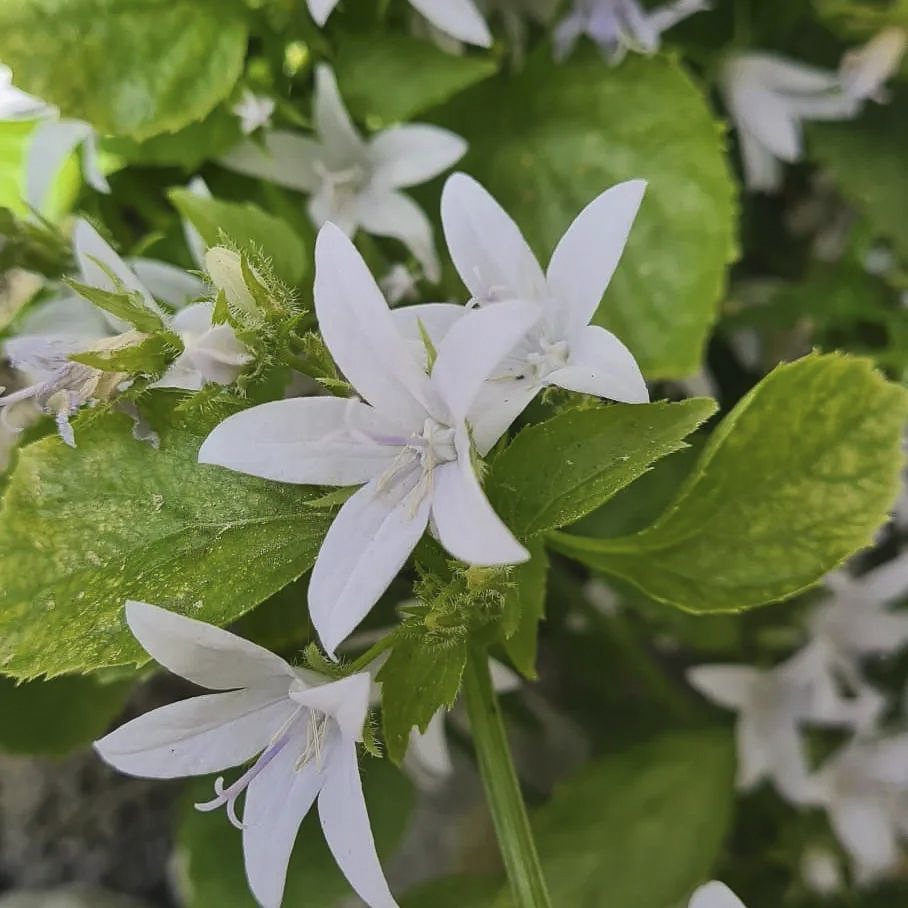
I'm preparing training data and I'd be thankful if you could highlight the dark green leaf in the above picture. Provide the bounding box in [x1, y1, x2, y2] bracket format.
[500, 539, 548, 680]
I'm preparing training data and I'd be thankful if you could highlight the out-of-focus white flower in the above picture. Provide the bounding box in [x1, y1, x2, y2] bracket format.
[688, 881, 747, 908]
[307, 0, 492, 47]
[554, 0, 708, 64]
[232, 88, 275, 135]
[380, 264, 421, 307]
[221, 65, 466, 282]
[840, 27, 907, 103]
[721, 34, 902, 193]
[95, 602, 397, 908]
[199, 224, 535, 658]
[812, 734, 908, 884]
[800, 845, 843, 896]
[806, 554, 908, 689]
[0, 65, 48, 120]
[688, 647, 870, 803]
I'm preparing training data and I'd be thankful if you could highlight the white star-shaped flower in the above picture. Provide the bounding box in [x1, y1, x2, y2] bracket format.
[720, 36, 902, 193]
[554, 0, 708, 64]
[812, 734, 908, 885]
[688, 881, 747, 908]
[219, 65, 466, 282]
[232, 88, 276, 135]
[95, 601, 396, 908]
[307, 0, 492, 47]
[395, 173, 648, 454]
[199, 223, 536, 657]
[687, 647, 873, 804]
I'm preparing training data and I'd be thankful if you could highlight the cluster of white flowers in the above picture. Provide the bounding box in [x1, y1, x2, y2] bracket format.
[689, 551, 908, 888]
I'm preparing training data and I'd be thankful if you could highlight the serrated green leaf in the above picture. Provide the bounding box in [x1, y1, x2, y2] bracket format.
[178, 758, 413, 907]
[334, 33, 497, 125]
[0, 0, 248, 140]
[434, 50, 737, 378]
[811, 89, 908, 261]
[487, 399, 717, 539]
[552, 354, 908, 612]
[71, 331, 181, 374]
[377, 636, 468, 764]
[500, 539, 548, 680]
[65, 277, 164, 333]
[0, 401, 331, 679]
[169, 189, 308, 286]
[530, 731, 734, 908]
[0, 673, 133, 756]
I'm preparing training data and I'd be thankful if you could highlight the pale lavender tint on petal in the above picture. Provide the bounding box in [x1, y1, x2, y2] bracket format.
[243, 722, 327, 908]
[318, 738, 399, 907]
[431, 428, 528, 566]
[123, 601, 295, 690]
[198, 396, 404, 486]
[94, 686, 296, 779]
[309, 469, 432, 659]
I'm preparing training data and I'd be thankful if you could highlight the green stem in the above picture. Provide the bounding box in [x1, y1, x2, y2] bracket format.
[346, 633, 397, 674]
[462, 646, 552, 908]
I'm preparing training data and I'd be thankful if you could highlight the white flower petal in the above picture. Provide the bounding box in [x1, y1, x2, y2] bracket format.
[124, 600, 294, 689]
[152, 355, 205, 392]
[369, 125, 467, 190]
[314, 64, 367, 162]
[431, 299, 539, 423]
[307, 0, 341, 25]
[289, 672, 372, 742]
[318, 739, 399, 908]
[12, 291, 110, 344]
[94, 686, 296, 778]
[431, 428, 528, 566]
[128, 259, 206, 308]
[733, 84, 802, 162]
[737, 126, 784, 192]
[314, 222, 441, 425]
[755, 56, 842, 94]
[468, 378, 541, 457]
[220, 131, 323, 192]
[25, 119, 92, 212]
[80, 130, 110, 195]
[441, 172, 547, 304]
[856, 550, 908, 602]
[356, 188, 441, 283]
[688, 881, 747, 908]
[309, 470, 432, 658]
[545, 179, 645, 338]
[184, 177, 212, 269]
[406, 710, 454, 783]
[545, 324, 648, 403]
[687, 665, 759, 710]
[390, 302, 466, 368]
[840, 27, 907, 102]
[199, 396, 404, 486]
[410, 0, 491, 46]
[243, 725, 327, 908]
[828, 795, 900, 884]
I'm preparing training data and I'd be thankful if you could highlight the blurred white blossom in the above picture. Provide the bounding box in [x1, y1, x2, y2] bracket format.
[688, 881, 747, 908]
[221, 65, 466, 282]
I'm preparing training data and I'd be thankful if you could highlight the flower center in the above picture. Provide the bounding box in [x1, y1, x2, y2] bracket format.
[315, 161, 366, 209]
[194, 703, 330, 829]
[524, 338, 570, 381]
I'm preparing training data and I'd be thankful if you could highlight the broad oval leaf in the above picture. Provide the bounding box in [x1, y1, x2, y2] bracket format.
[434, 50, 738, 378]
[552, 354, 908, 612]
[0, 0, 248, 140]
[0, 403, 331, 679]
[487, 398, 717, 539]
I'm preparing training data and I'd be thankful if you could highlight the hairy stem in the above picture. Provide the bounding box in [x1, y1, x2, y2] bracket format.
[462, 645, 552, 908]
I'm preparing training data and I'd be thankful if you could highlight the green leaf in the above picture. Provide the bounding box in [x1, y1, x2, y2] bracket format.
[487, 399, 716, 539]
[65, 278, 164, 333]
[0, 673, 133, 755]
[0, 0, 248, 140]
[0, 121, 32, 215]
[811, 89, 908, 261]
[434, 50, 737, 378]
[0, 400, 331, 679]
[178, 757, 414, 907]
[168, 189, 308, 286]
[71, 331, 181, 374]
[377, 635, 468, 764]
[531, 731, 734, 907]
[552, 354, 908, 612]
[103, 105, 242, 171]
[334, 33, 497, 125]
[500, 538, 548, 680]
